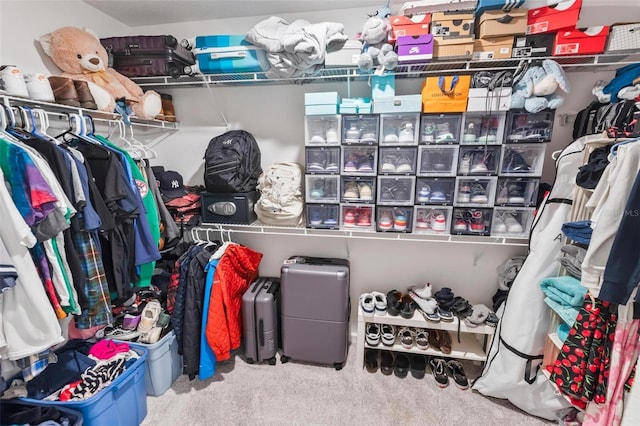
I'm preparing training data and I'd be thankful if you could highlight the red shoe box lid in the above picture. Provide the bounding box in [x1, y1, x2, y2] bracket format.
[553, 26, 610, 56]
[527, 0, 582, 35]
[389, 14, 431, 42]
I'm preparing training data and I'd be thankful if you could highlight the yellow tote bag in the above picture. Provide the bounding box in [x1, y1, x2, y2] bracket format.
[421, 75, 471, 113]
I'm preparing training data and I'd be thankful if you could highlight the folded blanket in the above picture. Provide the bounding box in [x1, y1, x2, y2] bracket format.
[557, 323, 571, 342]
[561, 220, 592, 245]
[544, 297, 580, 326]
[246, 16, 348, 78]
[540, 275, 588, 307]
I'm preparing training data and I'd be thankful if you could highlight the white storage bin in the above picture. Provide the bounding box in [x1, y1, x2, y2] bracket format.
[460, 112, 506, 144]
[379, 113, 420, 145]
[500, 144, 546, 177]
[413, 206, 453, 234]
[340, 204, 375, 231]
[304, 115, 341, 146]
[377, 176, 416, 205]
[415, 177, 455, 205]
[454, 176, 497, 207]
[491, 207, 535, 238]
[305, 175, 340, 203]
[417, 145, 459, 177]
[378, 147, 418, 175]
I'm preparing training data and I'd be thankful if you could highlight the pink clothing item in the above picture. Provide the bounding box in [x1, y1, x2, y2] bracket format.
[89, 339, 130, 360]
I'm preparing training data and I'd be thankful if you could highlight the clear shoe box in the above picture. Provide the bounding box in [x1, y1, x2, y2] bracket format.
[377, 176, 416, 206]
[499, 144, 546, 177]
[457, 145, 501, 176]
[340, 204, 375, 231]
[417, 146, 459, 177]
[451, 207, 493, 236]
[304, 115, 341, 146]
[415, 177, 455, 206]
[491, 207, 535, 238]
[341, 114, 380, 145]
[341, 146, 378, 175]
[454, 176, 497, 207]
[379, 113, 420, 145]
[419, 113, 462, 144]
[413, 206, 453, 235]
[378, 147, 418, 175]
[495, 177, 540, 207]
[341, 176, 376, 204]
[505, 110, 555, 143]
[305, 147, 340, 175]
[306, 204, 340, 229]
[305, 175, 340, 204]
[376, 206, 413, 233]
[460, 112, 506, 145]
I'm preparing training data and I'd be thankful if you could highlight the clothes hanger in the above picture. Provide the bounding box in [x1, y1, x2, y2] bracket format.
[128, 124, 156, 159]
[609, 136, 640, 157]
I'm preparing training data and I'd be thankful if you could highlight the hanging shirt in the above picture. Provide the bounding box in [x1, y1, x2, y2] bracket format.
[0, 239, 17, 292]
[199, 258, 220, 380]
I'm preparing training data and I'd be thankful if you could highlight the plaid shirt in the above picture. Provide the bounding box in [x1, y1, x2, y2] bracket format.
[15, 350, 58, 382]
[73, 230, 112, 329]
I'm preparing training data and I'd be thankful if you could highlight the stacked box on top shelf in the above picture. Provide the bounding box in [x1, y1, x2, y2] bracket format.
[304, 92, 340, 115]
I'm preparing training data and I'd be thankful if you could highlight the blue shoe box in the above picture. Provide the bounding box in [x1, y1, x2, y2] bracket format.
[339, 98, 372, 114]
[305, 92, 341, 115]
[373, 95, 422, 114]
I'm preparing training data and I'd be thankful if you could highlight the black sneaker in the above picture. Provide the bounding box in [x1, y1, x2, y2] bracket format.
[394, 353, 410, 378]
[410, 354, 427, 379]
[429, 357, 449, 388]
[380, 350, 394, 376]
[446, 359, 469, 390]
[364, 349, 379, 373]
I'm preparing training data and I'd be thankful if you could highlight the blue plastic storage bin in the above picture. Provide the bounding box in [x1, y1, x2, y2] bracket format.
[19, 346, 147, 426]
[129, 331, 182, 396]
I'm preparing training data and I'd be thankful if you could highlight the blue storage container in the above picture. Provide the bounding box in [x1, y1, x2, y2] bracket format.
[193, 35, 269, 74]
[129, 331, 182, 397]
[19, 347, 148, 426]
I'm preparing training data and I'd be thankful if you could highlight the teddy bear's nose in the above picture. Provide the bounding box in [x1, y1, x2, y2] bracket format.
[89, 57, 100, 65]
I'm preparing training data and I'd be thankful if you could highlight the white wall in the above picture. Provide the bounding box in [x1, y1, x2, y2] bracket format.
[0, 1, 619, 323]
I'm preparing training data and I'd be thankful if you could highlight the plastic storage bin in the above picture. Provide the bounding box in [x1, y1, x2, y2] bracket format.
[379, 113, 420, 145]
[419, 113, 462, 144]
[415, 177, 455, 205]
[340, 204, 375, 231]
[19, 346, 148, 426]
[460, 112, 506, 144]
[458, 145, 501, 175]
[417, 145, 459, 176]
[342, 114, 380, 145]
[1, 400, 83, 425]
[505, 109, 555, 143]
[305, 115, 341, 145]
[377, 206, 413, 232]
[130, 331, 181, 397]
[500, 144, 546, 177]
[454, 176, 497, 207]
[491, 207, 535, 238]
[341, 146, 377, 175]
[341, 176, 376, 204]
[305, 147, 340, 175]
[305, 175, 340, 203]
[377, 176, 416, 205]
[413, 206, 452, 234]
[306, 204, 340, 229]
[451, 207, 493, 236]
[378, 147, 418, 175]
[495, 177, 540, 207]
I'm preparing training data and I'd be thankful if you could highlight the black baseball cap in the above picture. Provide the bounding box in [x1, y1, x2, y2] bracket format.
[156, 170, 188, 200]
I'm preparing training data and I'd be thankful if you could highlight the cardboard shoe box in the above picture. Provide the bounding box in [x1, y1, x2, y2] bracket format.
[512, 33, 555, 58]
[431, 11, 475, 38]
[473, 36, 514, 59]
[477, 9, 528, 39]
[201, 191, 259, 224]
[389, 14, 431, 43]
[553, 26, 609, 56]
[433, 37, 474, 60]
[527, 0, 583, 35]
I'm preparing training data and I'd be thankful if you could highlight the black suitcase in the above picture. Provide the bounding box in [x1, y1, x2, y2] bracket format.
[242, 277, 280, 365]
[280, 256, 350, 370]
[100, 35, 196, 78]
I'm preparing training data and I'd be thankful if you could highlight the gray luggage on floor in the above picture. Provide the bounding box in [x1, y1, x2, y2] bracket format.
[279, 256, 350, 370]
[242, 277, 280, 364]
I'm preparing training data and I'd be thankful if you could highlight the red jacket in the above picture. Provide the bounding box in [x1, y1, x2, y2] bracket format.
[205, 244, 262, 360]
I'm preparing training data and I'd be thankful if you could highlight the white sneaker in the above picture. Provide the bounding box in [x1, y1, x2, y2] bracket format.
[25, 73, 54, 102]
[326, 128, 338, 144]
[493, 216, 507, 233]
[408, 290, 438, 315]
[0, 65, 29, 98]
[410, 283, 433, 299]
[397, 326, 415, 349]
[365, 323, 381, 346]
[504, 214, 524, 233]
[398, 123, 415, 143]
[459, 155, 471, 174]
[430, 210, 447, 232]
[371, 291, 387, 316]
[360, 293, 375, 317]
[345, 125, 360, 143]
[380, 324, 396, 346]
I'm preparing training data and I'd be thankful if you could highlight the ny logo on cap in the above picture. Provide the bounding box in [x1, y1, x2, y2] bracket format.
[171, 180, 180, 188]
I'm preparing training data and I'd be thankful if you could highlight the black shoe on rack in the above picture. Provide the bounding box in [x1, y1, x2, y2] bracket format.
[380, 350, 394, 376]
[394, 353, 410, 378]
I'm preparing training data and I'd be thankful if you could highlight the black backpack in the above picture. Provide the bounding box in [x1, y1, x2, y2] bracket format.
[203, 130, 262, 193]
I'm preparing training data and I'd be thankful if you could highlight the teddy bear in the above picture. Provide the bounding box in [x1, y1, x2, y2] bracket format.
[510, 59, 570, 113]
[357, 4, 398, 73]
[39, 26, 161, 120]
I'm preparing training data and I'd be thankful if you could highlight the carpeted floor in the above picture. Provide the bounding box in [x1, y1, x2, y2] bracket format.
[143, 343, 552, 426]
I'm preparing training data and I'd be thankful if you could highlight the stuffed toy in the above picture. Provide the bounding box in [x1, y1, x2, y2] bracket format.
[510, 59, 570, 113]
[39, 26, 161, 120]
[357, 3, 398, 73]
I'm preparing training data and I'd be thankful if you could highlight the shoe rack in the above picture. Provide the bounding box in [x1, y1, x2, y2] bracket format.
[355, 306, 495, 371]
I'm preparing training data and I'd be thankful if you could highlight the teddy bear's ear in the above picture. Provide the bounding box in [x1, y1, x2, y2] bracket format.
[39, 33, 53, 57]
[83, 27, 100, 41]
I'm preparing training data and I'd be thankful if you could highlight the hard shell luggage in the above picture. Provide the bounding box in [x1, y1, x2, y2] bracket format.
[242, 277, 280, 364]
[100, 35, 195, 78]
[191, 35, 269, 74]
[279, 256, 350, 370]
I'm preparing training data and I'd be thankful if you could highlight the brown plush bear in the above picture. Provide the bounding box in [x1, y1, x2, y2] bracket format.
[39, 26, 161, 120]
